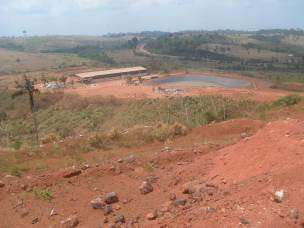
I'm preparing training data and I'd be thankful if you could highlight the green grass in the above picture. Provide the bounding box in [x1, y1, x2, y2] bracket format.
[0, 163, 30, 177]
[34, 189, 53, 201]
[272, 94, 303, 107]
[0, 89, 303, 150]
[143, 163, 154, 172]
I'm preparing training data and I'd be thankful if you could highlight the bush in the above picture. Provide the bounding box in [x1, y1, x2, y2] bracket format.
[35, 189, 53, 201]
[41, 133, 58, 144]
[9, 140, 23, 150]
[272, 95, 302, 107]
[88, 134, 110, 150]
[9, 164, 29, 177]
[0, 111, 7, 122]
[169, 123, 188, 137]
[151, 123, 187, 142]
[107, 128, 122, 140]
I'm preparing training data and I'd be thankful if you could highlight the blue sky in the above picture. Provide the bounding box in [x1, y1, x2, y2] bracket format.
[0, 0, 304, 36]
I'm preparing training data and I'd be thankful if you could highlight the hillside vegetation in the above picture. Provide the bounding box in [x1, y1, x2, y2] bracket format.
[1, 29, 304, 84]
[1, 88, 302, 151]
[145, 30, 304, 76]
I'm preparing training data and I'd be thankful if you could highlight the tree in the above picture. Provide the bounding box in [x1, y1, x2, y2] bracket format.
[128, 37, 139, 49]
[13, 75, 40, 144]
[59, 76, 68, 85]
[22, 30, 27, 37]
[137, 76, 144, 84]
[125, 76, 133, 85]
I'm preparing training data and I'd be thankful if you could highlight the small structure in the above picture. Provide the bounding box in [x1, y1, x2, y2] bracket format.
[45, 82, 65, 89]
[75, 67, 148, 84]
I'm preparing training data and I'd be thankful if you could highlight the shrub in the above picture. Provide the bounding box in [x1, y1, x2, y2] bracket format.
[35, 189, 53, 201]
[272, 95, 302, 107]
[169, 123, 188, 137]
[9, 140, 23, 150]
[41, 133, 58, 144]
[9, 164, 29, 177]
[107, 128, 122, 140]
[143, 163, 154, 172]
[0, 111, 7, 122]
[88, 134, 110, 150]
[151, 123, 188, 142]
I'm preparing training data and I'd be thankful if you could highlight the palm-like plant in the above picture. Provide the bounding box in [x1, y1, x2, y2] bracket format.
[13, 75, 40, 144]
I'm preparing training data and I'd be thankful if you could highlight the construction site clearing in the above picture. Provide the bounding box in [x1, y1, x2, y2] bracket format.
[37, 68, 293, 102]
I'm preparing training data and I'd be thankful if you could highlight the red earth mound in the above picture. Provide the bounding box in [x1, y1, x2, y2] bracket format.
[1, 119, 304, 227]
[211, 118, 304, 184]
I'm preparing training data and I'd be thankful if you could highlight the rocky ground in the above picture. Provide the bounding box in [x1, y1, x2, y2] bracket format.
[1, 118, 304, 227]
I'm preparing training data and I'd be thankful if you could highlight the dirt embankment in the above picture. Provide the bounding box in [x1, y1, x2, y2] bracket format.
[1, 118, 304, 227]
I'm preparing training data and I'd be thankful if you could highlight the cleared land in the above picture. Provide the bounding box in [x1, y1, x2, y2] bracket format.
[0, 48, 91, 74]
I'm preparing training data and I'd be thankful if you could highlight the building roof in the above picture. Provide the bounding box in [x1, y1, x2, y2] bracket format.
[75, 67, 147, 79]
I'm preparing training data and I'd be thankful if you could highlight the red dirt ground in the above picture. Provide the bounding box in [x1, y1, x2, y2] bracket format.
[58, 72, 294, 102]
[1, 118, 304, 227]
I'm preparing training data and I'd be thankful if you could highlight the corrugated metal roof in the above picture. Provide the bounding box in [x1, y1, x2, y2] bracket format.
[75, 67, 147, 79]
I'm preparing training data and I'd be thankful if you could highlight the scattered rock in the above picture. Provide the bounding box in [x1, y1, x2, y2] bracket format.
[289, 208, 300, 220]
[91, 197, 104, 209]
[124, 155, 136, 163]
[160, 201, 172, 213]
[241, 132, 249, 139]
[274, 190, 285, 203]
[208, 206, 216, 213]
[183, 187, 193, 194]
[60, 215, 79, 228]
[169, 193, 177, 201]
[145, 175, 159, 184]
[140, 181, 153, 195]
[115, 215, 125, 224]
[15, 199, 24, 207]
[81, 164, 90, 170]
[103, 217, 109, 223]
[63, 169, 82, 178]
[146, 211, 157, 220]
[50, 208, 58, 217]
[162, 147, 172, 152]
[20, 183, 28, 191]
[20, 208, 29, 218]
[31, 217, 39, 224]
[173, 199, 187, 207]
[105, 192, 119, 204]
[117, 158, 123, 163]
[191, 191, 202, 202]
[103, 205, 113, 215]
[0, 181, 5, 188]
[156, 209, 164, 218]
[182, 181, 205, 195]
[240, 218, 250, 225]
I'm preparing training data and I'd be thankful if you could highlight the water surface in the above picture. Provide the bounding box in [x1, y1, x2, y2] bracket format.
[150, 75, 250, 88]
